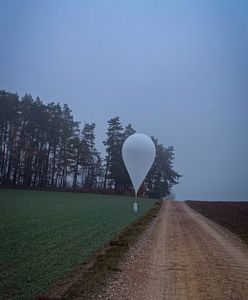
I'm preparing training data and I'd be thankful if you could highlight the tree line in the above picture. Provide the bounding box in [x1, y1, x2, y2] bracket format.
[0, 90, 181, 198]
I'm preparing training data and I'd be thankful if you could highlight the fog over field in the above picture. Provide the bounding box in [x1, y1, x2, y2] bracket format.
[0, 1, 247, 200]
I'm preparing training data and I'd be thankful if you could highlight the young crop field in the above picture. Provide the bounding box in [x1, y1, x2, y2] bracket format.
[0, 189, 155, 300]
[186, 200, 248, 244]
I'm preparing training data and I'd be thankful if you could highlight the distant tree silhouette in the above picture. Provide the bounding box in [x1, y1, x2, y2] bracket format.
[145, 138, 181, 199]
[0, 89, 181, 197]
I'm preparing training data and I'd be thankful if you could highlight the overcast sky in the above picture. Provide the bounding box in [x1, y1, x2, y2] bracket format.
[1, 0, 248, 200]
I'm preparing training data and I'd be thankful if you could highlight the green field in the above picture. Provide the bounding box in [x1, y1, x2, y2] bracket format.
[0, 189, 155, 299]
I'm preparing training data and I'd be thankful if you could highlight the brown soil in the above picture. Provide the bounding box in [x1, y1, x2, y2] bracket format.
[98, 201, 248, 300]
[186, 201, 248, 244]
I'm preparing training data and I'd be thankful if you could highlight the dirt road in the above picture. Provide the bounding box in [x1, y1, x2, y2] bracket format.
[101, 201, 248, 300]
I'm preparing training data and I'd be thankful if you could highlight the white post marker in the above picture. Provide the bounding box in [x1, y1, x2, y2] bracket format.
[122, 133, 156, 212]
[134, 188, 138, 213]
[133, 200, 138, 213]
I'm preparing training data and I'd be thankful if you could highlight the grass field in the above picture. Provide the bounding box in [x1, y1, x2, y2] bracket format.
[0, 189, 155, 300]
[186, 201, 248, 244]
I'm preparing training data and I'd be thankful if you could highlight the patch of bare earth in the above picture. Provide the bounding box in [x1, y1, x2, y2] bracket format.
[97, 201, 248, 300]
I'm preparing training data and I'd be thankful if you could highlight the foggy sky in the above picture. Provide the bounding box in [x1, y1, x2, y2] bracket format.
[1, 0, 248, 200]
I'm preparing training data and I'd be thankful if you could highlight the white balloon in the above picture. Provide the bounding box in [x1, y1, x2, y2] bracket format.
[122, 133, 156, 197]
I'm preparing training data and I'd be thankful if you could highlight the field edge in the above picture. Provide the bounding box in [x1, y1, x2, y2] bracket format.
[186, 200, 248, 245]
[38, 200, 162, 299]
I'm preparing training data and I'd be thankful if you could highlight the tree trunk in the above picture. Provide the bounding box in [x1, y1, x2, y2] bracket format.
[103, 155, 109, 190]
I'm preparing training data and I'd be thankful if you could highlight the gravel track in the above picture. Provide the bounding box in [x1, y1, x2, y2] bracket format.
[98, 201, 248, 300]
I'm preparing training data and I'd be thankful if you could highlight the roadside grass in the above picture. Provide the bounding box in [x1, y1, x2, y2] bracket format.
[186, 200, 248, 245]
[41, 200, 162, 299]
[0, 189, 156, 300]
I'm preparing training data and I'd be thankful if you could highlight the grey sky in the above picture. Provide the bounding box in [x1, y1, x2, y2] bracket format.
[1, 0, 248, 200]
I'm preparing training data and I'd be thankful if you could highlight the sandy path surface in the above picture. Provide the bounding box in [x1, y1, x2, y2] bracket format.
[99, 201, 248, 300]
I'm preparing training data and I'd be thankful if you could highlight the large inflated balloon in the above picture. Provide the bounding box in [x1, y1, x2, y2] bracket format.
[122, 133, 156, 197]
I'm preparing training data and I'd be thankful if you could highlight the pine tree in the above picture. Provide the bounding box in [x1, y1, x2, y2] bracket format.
[103, 116, 125, 190]
[81, 123, 100, 189]
[145, 137, 181, 199]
